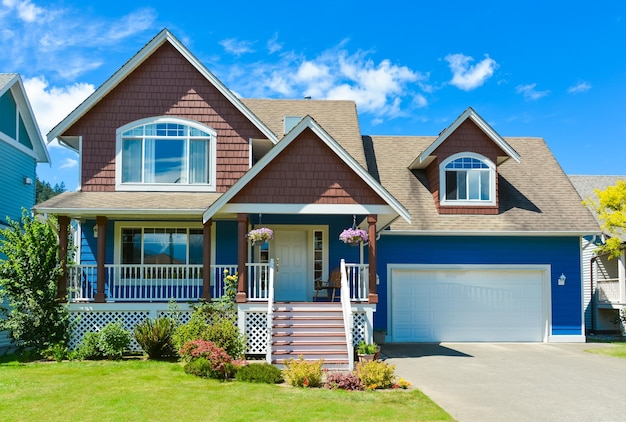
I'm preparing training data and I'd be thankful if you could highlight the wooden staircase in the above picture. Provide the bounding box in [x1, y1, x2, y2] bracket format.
[270, 302, 351, 370]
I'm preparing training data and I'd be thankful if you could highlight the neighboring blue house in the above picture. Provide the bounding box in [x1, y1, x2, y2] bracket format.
[0, 73, 51, 352]
[35, 30, 598, 368]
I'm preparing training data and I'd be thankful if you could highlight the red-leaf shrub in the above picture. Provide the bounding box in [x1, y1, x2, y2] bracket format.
[179, 340, 234, 379]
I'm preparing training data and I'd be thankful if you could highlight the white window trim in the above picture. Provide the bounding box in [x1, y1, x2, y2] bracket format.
[115, 116, 217, 192]
[439, 152, 496, 206]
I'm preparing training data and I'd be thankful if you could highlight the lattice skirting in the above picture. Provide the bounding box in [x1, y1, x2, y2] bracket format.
[245, 312, 269, 354]
[69, 306, 192, 352]
[352, 311, 367, 345]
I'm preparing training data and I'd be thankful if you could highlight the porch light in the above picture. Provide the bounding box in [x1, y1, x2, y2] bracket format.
[92, 225, 98, 238]
[558, 273, 566, 286]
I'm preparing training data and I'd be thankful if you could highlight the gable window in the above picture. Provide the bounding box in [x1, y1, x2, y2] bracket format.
[440, 153, 495, 206]
[116, 117, 216, 191]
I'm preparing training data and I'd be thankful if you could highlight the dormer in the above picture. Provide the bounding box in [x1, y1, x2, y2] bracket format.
[409, 108, 520, 215]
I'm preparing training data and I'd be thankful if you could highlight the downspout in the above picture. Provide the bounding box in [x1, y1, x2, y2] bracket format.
[590, 255, 596, 333]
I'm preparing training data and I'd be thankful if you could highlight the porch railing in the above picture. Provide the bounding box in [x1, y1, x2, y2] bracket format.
[246, 263, 270, 301]
[340, 259, 355, 371]
[345, 263, 369, 301]
[596, 278, 621, 304]
[67, 264, 237, 302]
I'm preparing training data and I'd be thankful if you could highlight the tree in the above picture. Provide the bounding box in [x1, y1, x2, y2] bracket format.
[584, 180, 626, 259]
[35, 177, 66, 204]
[0, 209, 69, 354]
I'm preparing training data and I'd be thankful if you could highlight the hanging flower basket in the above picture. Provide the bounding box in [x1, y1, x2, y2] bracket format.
[339, 228, 368, 245]
[247, 227, 274, 244]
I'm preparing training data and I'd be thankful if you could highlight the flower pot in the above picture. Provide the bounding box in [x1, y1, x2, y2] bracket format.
[358, 353, 375, 363]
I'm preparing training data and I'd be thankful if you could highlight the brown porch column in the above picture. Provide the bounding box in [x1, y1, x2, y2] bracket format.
[57, 216, 70, 301]
[94, 216, 107, 303]
[367, 214, 378, 304]
[201, 219, 212, 301]
[236, 213, 248, 303]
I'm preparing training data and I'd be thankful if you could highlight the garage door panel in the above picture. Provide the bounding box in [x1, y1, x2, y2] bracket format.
[391, 268, 546, 342]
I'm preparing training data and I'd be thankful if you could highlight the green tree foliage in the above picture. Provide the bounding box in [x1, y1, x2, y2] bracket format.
[0, 210, 69, 354]
[584, 180, 626, 258]
[36, 177, 66, 204]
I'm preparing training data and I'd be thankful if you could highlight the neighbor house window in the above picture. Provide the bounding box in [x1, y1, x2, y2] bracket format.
[440, 153, 495, 205]
[116, 117, 216, 191]
[121, 227, 203, 265]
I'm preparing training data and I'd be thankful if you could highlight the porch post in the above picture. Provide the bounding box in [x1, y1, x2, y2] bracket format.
[201, 219, 212, 301]
[94, 216, 108, 303]
[57, 216, 70, 301]
[367, 214, 378, 304]
[236, 213, 248, 303]
[619, 249, 626, 304]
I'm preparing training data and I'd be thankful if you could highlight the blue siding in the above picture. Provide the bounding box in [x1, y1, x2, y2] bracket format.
[0, 90, 17, 139]
[0, 140, 36, 224]
[375, 235, 583, 336]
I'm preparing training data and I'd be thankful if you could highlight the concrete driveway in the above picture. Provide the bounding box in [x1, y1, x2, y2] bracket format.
[383, 342, 626, 422]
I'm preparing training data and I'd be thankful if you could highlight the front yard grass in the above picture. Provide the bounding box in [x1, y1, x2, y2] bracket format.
[0, 358, 453, 421]
[586, 342, 626, 359]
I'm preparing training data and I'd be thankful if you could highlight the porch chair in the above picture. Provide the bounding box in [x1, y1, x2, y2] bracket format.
[314, 268, 342, 301]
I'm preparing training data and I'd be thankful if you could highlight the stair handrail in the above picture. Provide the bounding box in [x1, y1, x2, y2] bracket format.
[339, 259, 354, 371]
[266, 258, 275, 364]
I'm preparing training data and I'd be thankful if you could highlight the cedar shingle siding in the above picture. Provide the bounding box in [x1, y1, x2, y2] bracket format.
[232, 128, 386, 205]
[64, 43, 264, 192]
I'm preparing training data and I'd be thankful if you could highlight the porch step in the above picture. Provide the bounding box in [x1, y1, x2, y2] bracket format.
[269, 302, 350, 369]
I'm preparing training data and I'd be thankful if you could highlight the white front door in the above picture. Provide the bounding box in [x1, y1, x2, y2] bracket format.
[273, 230, 309, 301]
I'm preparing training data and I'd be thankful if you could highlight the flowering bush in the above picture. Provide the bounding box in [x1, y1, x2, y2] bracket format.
[179, 339, 235, 379]
[393, 378, 411, 389]
[339, 228, 368, 244]
[324, 372, 365, 391]
[246, 227, 274, 243]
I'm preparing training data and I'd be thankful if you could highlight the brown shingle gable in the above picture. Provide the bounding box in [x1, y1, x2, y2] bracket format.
[231, 127, 386, 205]
[63, 42, 264, 192]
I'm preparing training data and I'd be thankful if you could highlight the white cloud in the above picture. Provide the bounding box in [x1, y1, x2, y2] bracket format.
[0, 3, 157, 80]
[23, 76, 95, 140]
[267, 33, 282, 54]
[2, 0, 43, 22]
[223, 46, 425, 121]
[515, 83, 550, 100]
[59, 157, 78, 169]
[220, 38, 255, 56]
[567, 81, 591, 94]
[446, 53, 497, 91]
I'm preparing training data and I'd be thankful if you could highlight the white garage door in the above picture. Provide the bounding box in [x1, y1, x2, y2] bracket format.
[390, 266, 548, 342]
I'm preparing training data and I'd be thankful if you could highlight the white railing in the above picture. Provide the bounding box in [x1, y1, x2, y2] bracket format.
[345, 263, 369, 301]
[596, 279, 620, 303]
[246, 263, 270, 301]
[266, 259, 276, 364]
[66, 264, 236, 302]
[340, 259, 355, 371]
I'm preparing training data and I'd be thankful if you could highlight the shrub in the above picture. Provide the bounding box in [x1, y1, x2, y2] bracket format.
[179, 340, 234, 379]
[172, 302, 246, 359]
[98, 320, 131, 360]
[184, 357, 212, 378]
[236, 362, 284, 384]
[76, 331, 104, 360]
[43, 342, 69, 363]
[134, 316, 176, 359]
[282, 356, 324, 388]
[356, 360, 396, 389]
[324, 372, 364, 391]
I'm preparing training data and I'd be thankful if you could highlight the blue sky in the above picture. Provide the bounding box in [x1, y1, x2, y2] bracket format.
[2, 0, 625, 191]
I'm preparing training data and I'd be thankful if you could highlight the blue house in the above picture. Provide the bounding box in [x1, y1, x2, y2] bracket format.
[0, 73, 50, 351]
[35, 30, 597, 368]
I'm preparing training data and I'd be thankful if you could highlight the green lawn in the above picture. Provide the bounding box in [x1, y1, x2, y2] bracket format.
[586, 342, 626, 359]
[0, 359, 453, 421]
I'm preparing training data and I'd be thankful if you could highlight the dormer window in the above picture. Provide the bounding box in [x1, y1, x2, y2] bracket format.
[440, 153, 496, 206]
[116, 117, 216, 192]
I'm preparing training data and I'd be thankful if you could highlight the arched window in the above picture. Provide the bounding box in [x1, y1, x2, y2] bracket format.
[440, 153, 496, 205]
[116, 117, 216, 191]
